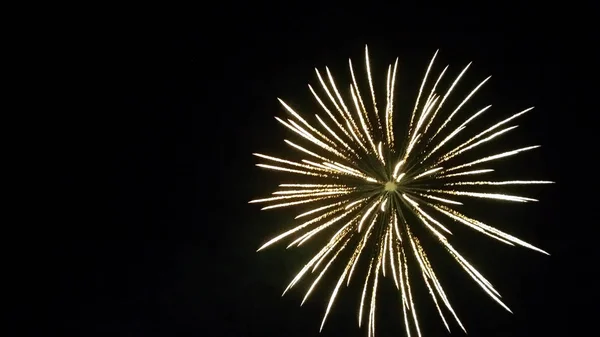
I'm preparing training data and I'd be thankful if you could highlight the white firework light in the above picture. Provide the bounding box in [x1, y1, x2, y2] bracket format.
[250, 46, 552, 337]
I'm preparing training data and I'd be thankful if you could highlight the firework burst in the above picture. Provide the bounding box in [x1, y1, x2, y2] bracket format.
[250, 46, 552, 337]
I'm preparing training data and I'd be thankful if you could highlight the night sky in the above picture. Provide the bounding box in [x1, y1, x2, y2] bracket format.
[47, 8, 591, 337]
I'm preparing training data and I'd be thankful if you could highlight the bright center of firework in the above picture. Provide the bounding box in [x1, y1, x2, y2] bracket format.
[384, 181, 397, 192]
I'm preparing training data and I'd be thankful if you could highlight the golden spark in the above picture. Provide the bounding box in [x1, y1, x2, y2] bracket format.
[251, 46, 552, 337]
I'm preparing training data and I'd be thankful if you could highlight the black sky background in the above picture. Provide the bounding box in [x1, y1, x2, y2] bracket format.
[43, 7, 595, 337]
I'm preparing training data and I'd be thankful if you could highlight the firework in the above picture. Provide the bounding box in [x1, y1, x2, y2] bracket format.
[250, 46, 551, 337]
